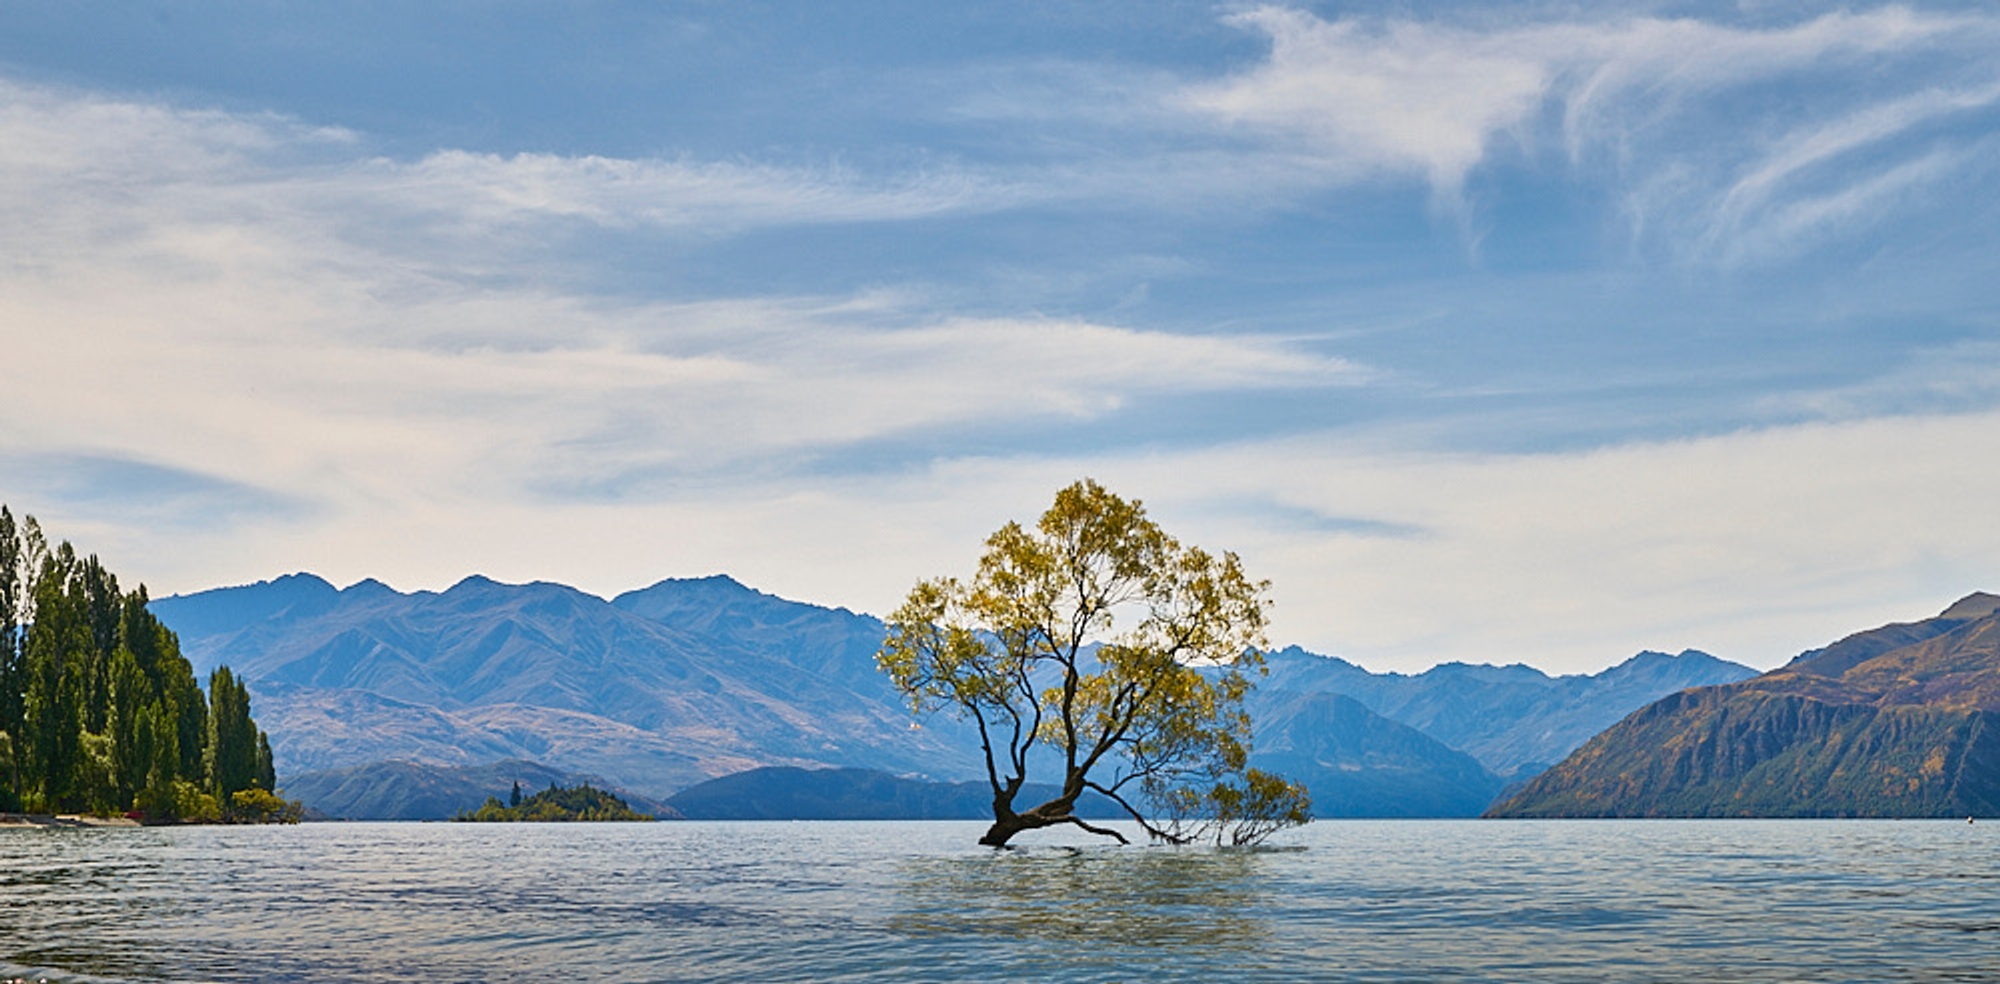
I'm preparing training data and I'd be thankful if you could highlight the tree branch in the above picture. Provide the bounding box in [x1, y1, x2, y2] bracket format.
[1065, 815, 1129, 844]
[1083, 778, 1187, 845]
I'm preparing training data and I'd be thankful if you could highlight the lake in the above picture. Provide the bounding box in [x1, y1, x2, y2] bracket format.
[3, 819, 1996, 982]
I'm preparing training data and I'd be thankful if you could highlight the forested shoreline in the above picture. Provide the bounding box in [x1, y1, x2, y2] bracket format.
[0, 506, 295, 823]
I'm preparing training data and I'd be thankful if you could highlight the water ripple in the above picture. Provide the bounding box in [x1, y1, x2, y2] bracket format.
[3, 819, 1998, 982]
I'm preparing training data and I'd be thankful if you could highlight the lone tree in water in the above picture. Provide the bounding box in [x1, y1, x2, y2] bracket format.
[878, 480, 1309, 848]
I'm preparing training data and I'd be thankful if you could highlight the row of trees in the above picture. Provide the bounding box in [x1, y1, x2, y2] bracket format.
[0, 506, 285, 821]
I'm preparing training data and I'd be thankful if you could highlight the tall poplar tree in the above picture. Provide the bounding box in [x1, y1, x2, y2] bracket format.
[0, 507, 33, 808]
[206, 666, 254, 803]
[23, 546, 90, 811]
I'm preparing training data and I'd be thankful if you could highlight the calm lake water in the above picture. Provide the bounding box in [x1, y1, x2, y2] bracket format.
[2, 819, 1996, 982]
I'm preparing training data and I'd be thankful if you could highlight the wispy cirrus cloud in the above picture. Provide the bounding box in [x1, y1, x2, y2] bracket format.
[1762, 338, 2000, 422]
[1179, 5, 2000, 261]
[374, 150, 1013, 235]
[0, 76, 1019, 263]
[1680, 81, 2000, 264]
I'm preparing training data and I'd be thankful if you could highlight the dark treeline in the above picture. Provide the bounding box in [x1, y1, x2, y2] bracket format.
[0, 506, 293, 822]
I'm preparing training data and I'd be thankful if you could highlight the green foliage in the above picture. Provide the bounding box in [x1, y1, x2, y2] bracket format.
[878, 479, 1311, 847]
[0, 731, 16, 812]
[1157, 766, 1314, 846]
[171, 779, 221, 823]
[230, 787, 304, 824]
[205, 666, 261, 803]
[0, 505, 283, 822]
[134, 702, 182, 820]
[453, 782, 653, 822]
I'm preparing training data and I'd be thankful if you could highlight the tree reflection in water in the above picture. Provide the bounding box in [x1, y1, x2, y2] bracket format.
[890, 845, 1293, 949]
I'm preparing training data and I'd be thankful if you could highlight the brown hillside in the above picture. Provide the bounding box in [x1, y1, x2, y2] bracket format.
[1488, 595, 2000, 818]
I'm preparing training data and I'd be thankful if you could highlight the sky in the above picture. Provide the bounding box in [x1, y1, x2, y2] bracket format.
[3, 1, 1998, 675]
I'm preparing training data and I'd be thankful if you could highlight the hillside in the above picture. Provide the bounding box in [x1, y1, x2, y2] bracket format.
[1488, 594, 2000, 818]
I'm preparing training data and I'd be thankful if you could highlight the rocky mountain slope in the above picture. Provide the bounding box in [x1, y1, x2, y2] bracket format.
[1488, 593, 2000, 817]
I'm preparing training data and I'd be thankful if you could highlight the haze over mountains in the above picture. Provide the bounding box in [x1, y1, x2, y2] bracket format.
[1491, 594, 2000, 818]
[151, 572, 1756, 820]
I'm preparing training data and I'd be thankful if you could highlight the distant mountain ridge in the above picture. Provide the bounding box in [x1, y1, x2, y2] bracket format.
[1258, 646, 1757, 778]
[151, 573, 987, 796]
[611, 575, 909, 710]
[1248, 691, 1504, 817]
[152, 571, 1758, 820]
[1490, 593, 2000, 818]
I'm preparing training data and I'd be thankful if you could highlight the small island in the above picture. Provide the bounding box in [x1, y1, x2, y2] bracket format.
[454, 781, 654, 822]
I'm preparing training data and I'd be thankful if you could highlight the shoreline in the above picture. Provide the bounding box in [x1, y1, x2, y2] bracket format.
[0, 813, 142, 829]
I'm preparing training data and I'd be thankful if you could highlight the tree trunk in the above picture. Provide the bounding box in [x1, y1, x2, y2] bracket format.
[979, 789, 1130, 847]
[980, 786, 1030, 846]
[978, 816, 1025, 847]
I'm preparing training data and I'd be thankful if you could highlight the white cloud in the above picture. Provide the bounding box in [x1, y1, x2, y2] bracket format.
[1685, 81, 2000, 263]
[1184, 8, 1552, 193]
[1182, 6, 2000, 255]
[0, 75, 1359, 570]
[1706, 147, 1965, 264]
[377, 150, 1008, 234]
[0, 255, 1357, 507]
[0, 76, 1017, 277]
[1552, 7, 1972, 149]
[1766, 338, 2000, 421]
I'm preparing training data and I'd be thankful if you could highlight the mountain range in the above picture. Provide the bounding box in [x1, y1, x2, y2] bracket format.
[1257, 646, 1755, 780]
[151, 573, 987, 795]
[1489, 593, 2000, 817]
[151, 572, 1757, 820]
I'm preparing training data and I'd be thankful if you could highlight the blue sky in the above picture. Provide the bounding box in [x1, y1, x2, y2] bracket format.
[3, 1, 1998, 673]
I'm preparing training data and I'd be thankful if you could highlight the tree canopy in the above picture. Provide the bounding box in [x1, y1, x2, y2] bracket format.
[0, 505, 290, 822]
[878, 480, 1309, 847]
